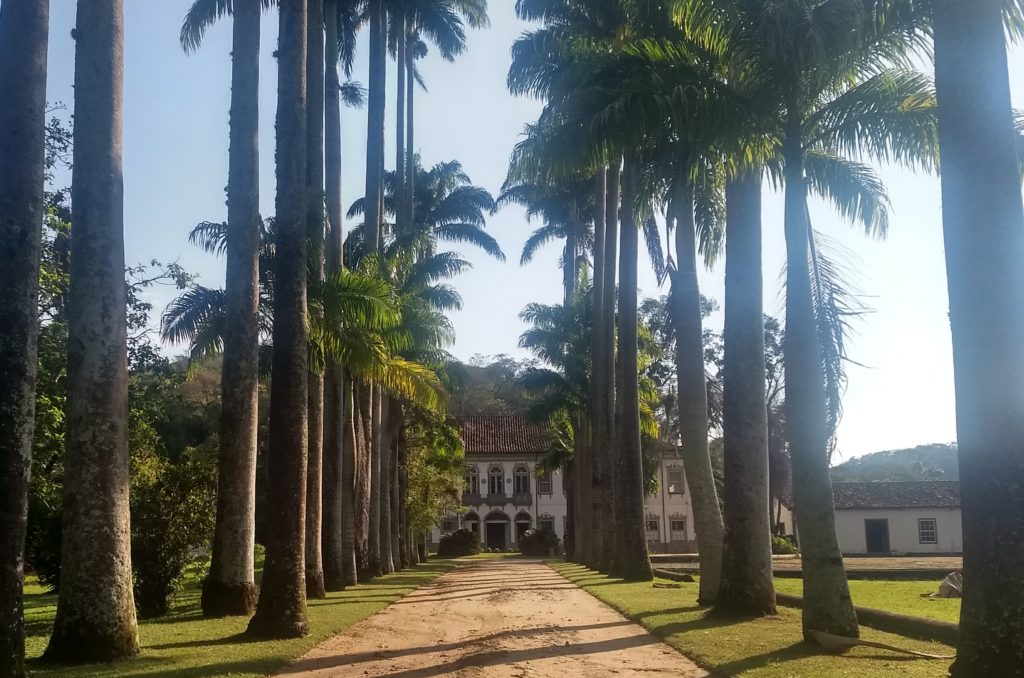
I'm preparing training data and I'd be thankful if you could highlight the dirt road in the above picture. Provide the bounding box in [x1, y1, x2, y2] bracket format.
[277, 558, 708, 678]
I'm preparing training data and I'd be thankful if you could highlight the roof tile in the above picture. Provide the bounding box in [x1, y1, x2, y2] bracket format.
[458, 416, 550, 455]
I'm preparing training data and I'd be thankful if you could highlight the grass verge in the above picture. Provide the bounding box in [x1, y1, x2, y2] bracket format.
[24, 559, 457, 678]
[773, 578, 960, 624]
[551, 562, 954, 678]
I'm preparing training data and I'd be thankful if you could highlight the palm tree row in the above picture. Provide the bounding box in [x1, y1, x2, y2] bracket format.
[505, 0, 1024, 669]
[0, 0, 491, 668]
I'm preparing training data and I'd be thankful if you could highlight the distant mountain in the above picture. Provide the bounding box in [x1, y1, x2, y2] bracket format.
[830, 443, 959, 482]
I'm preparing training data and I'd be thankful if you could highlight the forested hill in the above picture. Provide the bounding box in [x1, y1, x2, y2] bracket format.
[830, 443, 959, 482]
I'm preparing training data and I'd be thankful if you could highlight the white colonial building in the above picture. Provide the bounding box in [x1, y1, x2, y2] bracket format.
[427, 416, 708, 552]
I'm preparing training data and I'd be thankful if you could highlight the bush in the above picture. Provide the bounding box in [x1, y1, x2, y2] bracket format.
[771, 535, 799, 555]
[437, 528, 480, 558]
[131, 455, 216, 618]
[518, 527, 561, 556]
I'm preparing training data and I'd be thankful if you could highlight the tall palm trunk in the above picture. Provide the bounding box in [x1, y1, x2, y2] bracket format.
[379, 397, 395, 574]
[321, 1, 345, 585]
[716, 171, 776, 616]
[45, 0, 140, 661]
[355, 382, 372, 576]
[0, 1, 48, 673]
[782, 106, 857, 639]
[390, 402, 402, 569]
[304, 0, 327, 600]
[405, 36, 415, 227]
[365, 0, 385, 250]
[341, 374, 359, 583]
[246, 0, 309, 639]
[368, 390, 383, 577]
[588, 170, 607, 573]
[599, 163, 619, 574]
[395, 14, 407, 235]
[933, 1, 1024, 673]
[201, 0, 262, 619]
[673, 184, 724, 604]
[616, 160, 653, 582]
[563, 464, 576, 560]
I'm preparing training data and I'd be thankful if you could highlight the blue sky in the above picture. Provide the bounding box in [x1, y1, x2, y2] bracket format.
[41, 2, 1024, 460]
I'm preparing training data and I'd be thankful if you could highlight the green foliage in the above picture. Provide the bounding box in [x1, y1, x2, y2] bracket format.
[830, 444, 959, 482]
[771, 535, 800, 555]
[518, 527, 561, 556]
[131, 450, 217, 618]
[437, 528, 481, 558]
[404, 409, 466, 538]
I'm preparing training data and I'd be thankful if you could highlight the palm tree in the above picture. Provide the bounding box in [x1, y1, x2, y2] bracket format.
[932, 1, 1024, 673]
[246, 0, 309, 639]
[0, 1, 49, 673]
[616, 159, 653, 581]
[45, 0, 140, 662]
[305, 0, 327, 600]
[322, 0, 362, 592]
[180, 0, 264, 617]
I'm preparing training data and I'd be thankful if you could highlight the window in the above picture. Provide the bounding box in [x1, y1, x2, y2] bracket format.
[464, 512, 479, 534]
[441, 518, 456, 533]
[464, 465, 479, 493]
[918, 518, 938, 545]
[513, 466, 530, 494]
[670, 517, 687, 541]
[537, 472, 553, 495]
[488, 466, 504, 495]
[667, 468, 685, 494]
[540, 515, 555, 532]
[645, 518, 661, 542]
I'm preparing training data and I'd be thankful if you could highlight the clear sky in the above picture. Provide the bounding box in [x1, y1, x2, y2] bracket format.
[40, 2, 1024, 460]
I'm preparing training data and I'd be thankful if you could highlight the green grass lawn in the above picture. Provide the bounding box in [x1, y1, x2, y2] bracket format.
[552, 562, 955, 678]
[24, 559, 458, 678]
[773, 578, 961, 624]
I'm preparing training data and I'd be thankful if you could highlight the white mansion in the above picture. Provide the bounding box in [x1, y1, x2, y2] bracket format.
[427, 415, 704, 552]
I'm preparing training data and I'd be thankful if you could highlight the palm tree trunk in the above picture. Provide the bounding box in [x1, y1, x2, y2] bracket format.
[588, 169, 607, 573]
[395, 14, 407, 236]
[45, 0, 140, 662]
[933, 1, 1024, 673]
[390, 403, 402, 568]
[341, 373, 359, 584]
[673, 184, 724, 604]
[782, 106, 857, 640]
[304, 0, 326, 601]
[368, 388, 383, 577]
[563, 463, 576, 561]
[405, 38, 415, 227]
[0, 1, 48, 673]
[320, 0, 347, 592]
[246, 0, 309, 639]
[716, 170, 776, 616]
[398, 429, 409, 568]
[600, 162, 619, 574]
[365, 0, 385, 251]
[616, 160, 653, 582]
[379, 397, 394, 574]
[355, 382, 372, 577]
[201, 0, 261, 619]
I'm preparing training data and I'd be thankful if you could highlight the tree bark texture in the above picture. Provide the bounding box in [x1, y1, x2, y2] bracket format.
[716, 171, 777, 617]
[588, 170, 607, 573]
[202, 0, 261, 619]
[599, 163, 619, 574]
[45, 0, 140, 662]
[379, 397, 395, 574]
[933, 2, 1024, 673]
[615, 161, 653, 582]
[673, 186, 724, 604]
[367, 388, 383, 577]
[0, 1, 48, 673]
[246, 0, 309, 639]
[364, 0, 385, 251]
[782, 111, 857, 639]
[304, 0, 326, 601]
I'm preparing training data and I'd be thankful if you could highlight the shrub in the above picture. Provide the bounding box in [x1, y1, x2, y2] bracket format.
[518, 527, 561, 556]
[437, 528, 480, 558]
[771, 535, 799, 555]
[131, 455, 216, 618]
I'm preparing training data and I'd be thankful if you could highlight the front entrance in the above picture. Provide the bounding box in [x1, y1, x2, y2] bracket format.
[486, 522, 507, 550]
[864, 519, 890, 553]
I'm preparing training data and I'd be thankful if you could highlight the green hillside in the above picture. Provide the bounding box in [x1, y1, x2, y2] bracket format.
[830, 443, 959, 482]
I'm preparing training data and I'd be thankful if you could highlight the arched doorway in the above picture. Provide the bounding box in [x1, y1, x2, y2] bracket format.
[484, 510, 510, 550]
[515, 511, 532, 544]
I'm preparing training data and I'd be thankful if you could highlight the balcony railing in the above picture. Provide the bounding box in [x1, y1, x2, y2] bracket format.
[462, 492, 483, 506]
[512, 493, 533, 506]
[486, 493, 508, 504]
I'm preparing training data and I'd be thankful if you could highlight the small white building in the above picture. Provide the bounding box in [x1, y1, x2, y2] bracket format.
[825, 481, 962, 555]
[427, 416, 706, 552]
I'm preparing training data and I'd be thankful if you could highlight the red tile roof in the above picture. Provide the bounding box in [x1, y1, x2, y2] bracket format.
[831, 481, 961, 509]
[458, 416, 551, 455]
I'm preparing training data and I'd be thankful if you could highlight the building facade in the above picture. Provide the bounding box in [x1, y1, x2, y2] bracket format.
[826, 481, 963, 555]
[428, 416, 709, 552]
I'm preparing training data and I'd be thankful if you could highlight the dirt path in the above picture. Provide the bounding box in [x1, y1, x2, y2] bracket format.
[276, 558, 708, 678]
